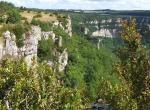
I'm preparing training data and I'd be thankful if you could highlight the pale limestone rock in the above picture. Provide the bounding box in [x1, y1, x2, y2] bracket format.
[53, 16, 72, 37]
[23, 26, 41, 68]
[0, 25, 69, 71]
[101, 20, 106, 24]
[58, 49, 68, 72]
[59, 23, 65, 30]
[65, 15, 72, 37]
[97, 39, 102, 50]
[47, 60, 54, 67]
[116, 18, 122, 23]
[3, 31, 18, 58]
[53, 21, 59, 26]
[92, 29, 114, 38]
[107, 19, 112, 23]
[31, 26, 41, 40]
[84, 27, 89, 35]
[42, 31, 56, 41]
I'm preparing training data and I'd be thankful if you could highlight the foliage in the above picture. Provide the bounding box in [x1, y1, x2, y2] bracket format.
[0, 1, 21, 24]
[0, 59, 84, 110]
[0, 1, 15, 14]
[0, 23, 30, 47]
[57, 15, 68, 28]
[98, 79, 138, 110]
[53, 28, 119, 102]
[33, 13, 42, 18]
[38, 38, 54, 61]
[12, 24, 25, 47]
[144, 25, 150, 45]
[98, 18, 150, 110]
[7, 9, 21, 24]
[31, 19, 52, 31]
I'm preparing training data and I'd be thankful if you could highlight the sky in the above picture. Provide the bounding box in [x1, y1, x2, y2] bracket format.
[1, 0, 150, 10]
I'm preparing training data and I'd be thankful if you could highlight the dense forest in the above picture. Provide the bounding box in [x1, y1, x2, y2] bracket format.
[0, 1, 149, 110]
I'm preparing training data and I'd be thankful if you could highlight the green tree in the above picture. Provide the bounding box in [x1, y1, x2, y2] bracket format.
[7, 9, 21, 24]
[117, 18, 150, 109]
[98, 18, 150, 110]
[0, 1, 15, 14]
[0, 59, 84, 110]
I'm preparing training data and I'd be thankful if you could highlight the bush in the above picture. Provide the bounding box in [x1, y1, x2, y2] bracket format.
[27, 10, 30, 13]
[0, 1, 15, 14]
[38, 38, 54, 61]
[49, 14, 53, 16]
[12, 24, 25, 47]
[33, 13, 42, 18]
[0, 15, 7, 23]
[44, 11, 48, 14]
[7, 9, 21, 24]
[31, 19, 51, 31]
[0, 59, 85, 110]
[0, 23, 29, 47]
[21, 16, 27, 20]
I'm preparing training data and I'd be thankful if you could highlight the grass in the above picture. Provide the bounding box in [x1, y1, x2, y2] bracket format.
[0, 37, 4, 46]
[20, 11, 57, 23]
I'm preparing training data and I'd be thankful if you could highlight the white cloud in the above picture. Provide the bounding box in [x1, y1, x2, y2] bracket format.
[37, 0, 58, 3]
[0, 0, 150, 10]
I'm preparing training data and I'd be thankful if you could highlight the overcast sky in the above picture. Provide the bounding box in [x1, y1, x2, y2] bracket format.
[1, 0, 150, 10]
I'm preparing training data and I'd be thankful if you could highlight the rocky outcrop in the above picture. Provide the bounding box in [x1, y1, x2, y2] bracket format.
[58, 49, 68, 72]
[23, 26, 41, 67]
[53, 15, 72, 37]
[65, 16, 72, 37]
[0, 31, 18, 59]
[97, 38, 103, 50]
[0, 25, 68, 72]
[42, 31, 56, 41]
[88, 99, 112, 110]
[84, 27, 89, 35]
[91, 28, 117, 38]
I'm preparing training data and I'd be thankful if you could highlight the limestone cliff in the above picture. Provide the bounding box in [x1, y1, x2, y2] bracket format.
[53, 15, 72, 37]
[0, 25, 69, 72]
[65, 16, 72, 37]
[91, 28, 117, 38]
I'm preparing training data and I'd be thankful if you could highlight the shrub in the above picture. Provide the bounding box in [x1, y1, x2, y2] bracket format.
[0, 15, 7, 23]
[49, 14, 53, 16]
[27, 10, 30, 13]
[31, 19, 51, 31]
[38, 38, 54, 61]
[0, 24, 26, 47]
[21, 16, 27, 20]
[7, 9, 21, 24]
[12, 24, 25, 47]
[0, 59, 85, 110]
[0, 1, 15, 14]
[44, 11, 48, 14]
[33, 13, 42, 18]
[57, 15, 68, 28]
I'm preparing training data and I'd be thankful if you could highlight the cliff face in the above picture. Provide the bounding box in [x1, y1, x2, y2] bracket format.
[0, 31, 18, 59]
[0, 15, 73, 71]
[0, 24, 70, 72]
[53, 15, 72, 37]
[83, 18, 122, 38]
[65, 16, 72, 37]
[91, 28, 117, 38]
[72, 12, 150, 39]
